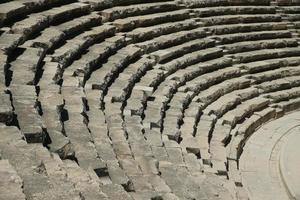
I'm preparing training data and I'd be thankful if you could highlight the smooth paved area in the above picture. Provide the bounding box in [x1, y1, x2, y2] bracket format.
[241, 112, 300, 200]
[280, 129, 300, 200]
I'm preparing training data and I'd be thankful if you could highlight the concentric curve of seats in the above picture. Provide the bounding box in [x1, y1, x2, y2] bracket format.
[1, 0, 300, 199]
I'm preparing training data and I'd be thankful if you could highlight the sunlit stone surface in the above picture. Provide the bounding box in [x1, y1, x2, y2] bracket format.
[0, 0, 300, 199]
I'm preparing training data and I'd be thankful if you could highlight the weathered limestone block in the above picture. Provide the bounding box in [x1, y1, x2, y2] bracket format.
[234, 47, 300, 63]
[223, 38, 298, 54]
[150, 38, 214, 63]
[165, 147, 184, 165]
[276, 97, 300, 112]
[0, 91, 13, 124]
[160, 47, 223, 74]
[101, 1, 178, 21]
[208, 22, 287, 35]
[57, 12, 101, 36]
[89, 45, 141, 90]
[30, 27, 65, 50]
[107, 160, 133, 191]
[136, 27, 206, 53]
[0, 33, 23, 53]
[213, 30, 291, 44]
[102, 184, 134, 200]
[222, 97, 270, 127]
[11, 13, 49, 40]
[0, 160, 26, 200]
[51, 24, 116, 66]
[200, 14, 281, 26]
[0, 2, 26, 23]
[119, 158, 142, 177]
[277, 0, 300, 5]
[126, 19, 197, 42]
[194, 6, 275, 18]
[182, 0, 270, 8]
[42, 3, 90, 23]
[113, 10, 190, 31]
[256, 78, 291, 93]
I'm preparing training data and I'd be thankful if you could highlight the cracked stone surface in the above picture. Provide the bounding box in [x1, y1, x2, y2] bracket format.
[1, 0, 300, 199]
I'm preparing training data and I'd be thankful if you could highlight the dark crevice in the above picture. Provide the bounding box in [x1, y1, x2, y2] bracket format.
[151, 196, 163, 200]
[222, 134, 232, 147]
[208, 120, 216, 144]
[7, 48, 25, 63]
[121, 180, 135, 192]
[42, 129, 52, 148]
[7, 113, 20, 128]
[65, 154, 79, 164]
[34, 61, 45, 85]
[186, 147, 201, 159]
[5, 90, 20, 128]
[60, 108, 69, 123]
[5, 67, 12, 87]
[94, 167, 109, 178]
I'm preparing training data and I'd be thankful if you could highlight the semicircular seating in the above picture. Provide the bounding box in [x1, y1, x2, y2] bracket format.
[1, 0, 300, 199]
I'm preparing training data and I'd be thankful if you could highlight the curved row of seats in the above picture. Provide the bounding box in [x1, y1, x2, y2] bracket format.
[1, 0, 300, 199]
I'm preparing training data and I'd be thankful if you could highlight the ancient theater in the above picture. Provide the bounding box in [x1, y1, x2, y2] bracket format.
[0, 0, 299, 199]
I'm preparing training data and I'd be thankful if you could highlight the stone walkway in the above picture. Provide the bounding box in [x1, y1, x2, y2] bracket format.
[241, 111, 300, 200]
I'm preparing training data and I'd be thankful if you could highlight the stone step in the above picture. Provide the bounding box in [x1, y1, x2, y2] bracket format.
[10, 47, 46, 85]
[158, 47, 223, 74]
[206, 94, 242, 118]
[279, 6, 300, 13]
[283, 14, 300, 21]
[255, 75, 300, 93]
[182, 66, 241, 93]
[168, 57, 232, 83]
[135, 26, 207, 53]
[263, 85, 300, 102]
[181, 0, 271, 8]
[10, 85, 46, 143]
[67, 35, 126, 80]
[150, 38, 214, 63]
[246, 65, 300, 84]
[61, 159, 110, 200]
[238, 56, 300, 73]
[206, 22, 288, 35]
[87, 45, 142, 92]
[27, 12, 102, 50]
[228, 107, 277, 161]
[101, 1, 179, 21]
[200, 14, 281, 26]
[221, 38, 298, 54]
[0, 0, 64, 25]
[194, 77, 252, 107]
[0, 159, 26, 200]
[0, 125, 83, 199]
[275, 96, 300, 113]
[126, 18, 198, 42]
[211, 30, 291, 44]
[0, 32, 23, 53]
[38, 85, 72, 158]
[193, 6, 276, 18]
[277, 0, 300, 6]
[51, 24, 116, 67]
[105, 56, 156, 103]
[233, 47, 300, 63]
[221, 97, 270, 127]
[113, 9, 190, 31]
[11, 2, 91, 42]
